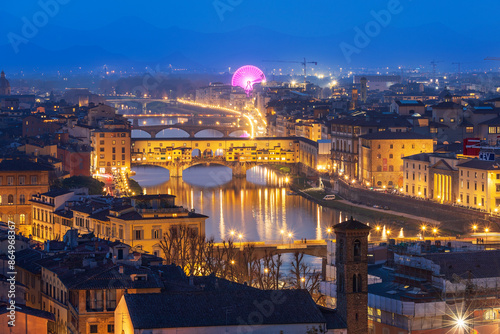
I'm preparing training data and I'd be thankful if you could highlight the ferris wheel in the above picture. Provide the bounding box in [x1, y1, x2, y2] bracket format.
[231, 65, 266, 95]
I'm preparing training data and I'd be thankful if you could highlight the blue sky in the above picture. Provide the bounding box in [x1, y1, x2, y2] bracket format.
[1, 0, 497, 36]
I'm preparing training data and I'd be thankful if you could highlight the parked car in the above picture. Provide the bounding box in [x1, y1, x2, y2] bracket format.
[323, 195, 336, 200]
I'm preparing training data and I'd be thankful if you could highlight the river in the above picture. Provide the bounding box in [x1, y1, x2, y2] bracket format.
[131, 165, 369, 243]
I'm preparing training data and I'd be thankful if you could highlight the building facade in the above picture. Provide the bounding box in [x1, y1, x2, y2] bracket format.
[358, 132, 434, 189]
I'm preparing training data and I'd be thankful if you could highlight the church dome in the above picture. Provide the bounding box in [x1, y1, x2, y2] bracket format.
[0, 71, 11, 95]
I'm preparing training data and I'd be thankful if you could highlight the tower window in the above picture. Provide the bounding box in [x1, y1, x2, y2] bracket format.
[353, 239, 361, 259]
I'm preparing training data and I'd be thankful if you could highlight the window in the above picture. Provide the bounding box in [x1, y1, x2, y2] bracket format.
[112, 147, 116, 153]
[106, 290, 116, 310]
[439, 118, 444, 123]
[100, 140, 104, 145]
[489, 127, 497, 134]
[8, 194, 14, 205]
[390, 144, 393, 149]
[152, 228, 162, 239]
[100, 147, 104, 152]
[377, 166, 382, 172]
[430, 127, 438, 133]
[90, 325, 98, 333]
[134, 230, 143, 240]
[122, 147, 125, 153]
[31, 176, 37, 185]
[466, 126, 474, 133]
[107, 324, 115, 333]
[19, 194, 25, 205]
[353, 239, 361, 259]
[18, 176, 25, 185]
[112, 140, 116, 145]
[7, 176, 13, 185]
[20, 214, 25, 224]
[353, 274, 362, 293]
[389, 165, 394, 172]
[377, 154, 381, 159]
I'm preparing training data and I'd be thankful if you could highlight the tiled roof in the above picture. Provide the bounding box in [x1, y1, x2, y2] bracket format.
[423, 250, 500, 280]
[334, 217, 371, 231]
[57, 264, 164, 290]
[0, 159, 53, 171]
[41, 189, 73, 197]
[124, 289, 325, 329]
[0, 303, 55, 321]
[457, 159, 500, 170]
[359, 131, 432, 140]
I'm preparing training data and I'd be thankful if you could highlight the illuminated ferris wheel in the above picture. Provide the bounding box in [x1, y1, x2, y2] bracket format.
[231, 65, 266, 95]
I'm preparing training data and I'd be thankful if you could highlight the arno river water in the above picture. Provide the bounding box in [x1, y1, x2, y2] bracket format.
[132, 165, 368, 243]
[130, 125, 379, 243]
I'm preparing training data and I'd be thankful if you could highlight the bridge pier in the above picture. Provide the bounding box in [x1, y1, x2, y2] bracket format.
[168, 163, 184, 178]
[132, 118, 139, 127]
[232, 163, 248, 178]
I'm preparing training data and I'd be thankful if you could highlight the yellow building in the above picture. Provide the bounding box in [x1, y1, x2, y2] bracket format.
[30, 190, 77, 242]
[358, 132, 434, 188]
[0, 159, 51, 236]
[131, 137, 318, 171]
[104, 195, 206, 257]
[403, 153, 463, 203]
[91, 126, 131, 174]
[457, 159, 500, 212]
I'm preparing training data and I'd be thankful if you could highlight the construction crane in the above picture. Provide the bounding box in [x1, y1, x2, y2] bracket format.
[262, 58, 318, 83]
[430, 60, 443, 79]
[452, 62, 462, 83]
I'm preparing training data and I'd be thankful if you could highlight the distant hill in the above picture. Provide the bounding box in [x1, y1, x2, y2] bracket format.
[0, 13, 498, 72]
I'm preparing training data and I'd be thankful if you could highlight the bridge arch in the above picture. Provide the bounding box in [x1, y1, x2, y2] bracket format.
[203, 149, 214, 158]
[131, 129, 152, 138]
[156, 128, 190, 138]
[192, 148, 201, 157]
[194, 129, 225, 138]
[228, 129, 250, 137]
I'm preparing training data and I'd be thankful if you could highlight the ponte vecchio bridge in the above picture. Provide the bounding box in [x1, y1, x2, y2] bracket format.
[131, 137, 319, 177]
[130, 118, 252, 138]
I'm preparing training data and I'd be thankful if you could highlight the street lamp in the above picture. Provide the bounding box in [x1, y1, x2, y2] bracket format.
[238, 233, 243, 247]
[472, 225, 478, 234]
[288, 232, 293, 247]
[421, 225, 427, 239]
[432, 228, 438, 240]
[326, 227, 332, 239]
[280, 229, 284, 244]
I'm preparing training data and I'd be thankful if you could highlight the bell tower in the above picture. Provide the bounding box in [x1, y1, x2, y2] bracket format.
[334, 217, 371, 334]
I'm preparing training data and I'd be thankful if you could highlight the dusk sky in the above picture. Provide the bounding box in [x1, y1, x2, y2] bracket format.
[1, 0, 498, 35]
[1, 1, 500, 71]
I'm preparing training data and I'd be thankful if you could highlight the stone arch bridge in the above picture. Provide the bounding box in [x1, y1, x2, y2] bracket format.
[131, 119, 252, 138]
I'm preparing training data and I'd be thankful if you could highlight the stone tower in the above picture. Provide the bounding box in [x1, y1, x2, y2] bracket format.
[334, 217, 371, 334]
[0, 71, 11, 96]
[360, 77, 367, 103]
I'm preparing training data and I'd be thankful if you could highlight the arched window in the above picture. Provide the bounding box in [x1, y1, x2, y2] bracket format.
[20, 214, 25, 225]
[19, 194, 25, 205]
[8, 195, 13, 205]
[37, 225, 40, 237]
[353, 274, 362, 293]
[388, 181, 394, 186]
[377, 181, 382, 186]
[337, 239, 344, 263]
[354, 239, 361, 258]
[389, 165, 394, 172]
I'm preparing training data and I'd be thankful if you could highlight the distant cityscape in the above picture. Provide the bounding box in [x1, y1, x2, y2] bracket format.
[2, 0, 500, 327]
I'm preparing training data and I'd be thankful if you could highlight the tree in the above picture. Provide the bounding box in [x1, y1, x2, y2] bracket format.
[53, 176, 105, 195]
